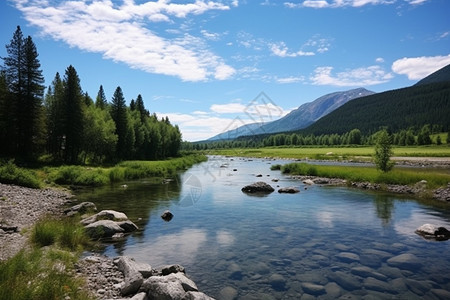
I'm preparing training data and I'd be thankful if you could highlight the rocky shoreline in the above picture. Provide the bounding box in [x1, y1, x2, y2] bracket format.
[288, 175, 450, 203]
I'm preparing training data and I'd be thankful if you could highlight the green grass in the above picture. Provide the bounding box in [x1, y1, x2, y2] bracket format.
[280, 163, 450, 189]
[31, 216, 89, 251]
[1, 217, 93, 300]
[208, 145, 450, 160]
[44, 154, 207, 187]
[0, 160, 41, 188]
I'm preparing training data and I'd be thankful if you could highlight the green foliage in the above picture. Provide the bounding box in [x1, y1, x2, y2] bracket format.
[281, 163, 318, 176]
[48, 165, 109, 186]
[0, 160, 41, 188]
[374, 130, 394, 173]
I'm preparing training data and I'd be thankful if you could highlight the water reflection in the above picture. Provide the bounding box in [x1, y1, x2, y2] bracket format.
[76, 158, 450, 299]
[373, 194, 395, 226]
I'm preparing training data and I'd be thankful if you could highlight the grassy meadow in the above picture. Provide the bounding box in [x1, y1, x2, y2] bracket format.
[208, 145, 450, 160]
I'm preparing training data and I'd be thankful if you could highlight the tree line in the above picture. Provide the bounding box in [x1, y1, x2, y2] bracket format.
[189, 125, 450, 150]
[0, 26, 181, 164]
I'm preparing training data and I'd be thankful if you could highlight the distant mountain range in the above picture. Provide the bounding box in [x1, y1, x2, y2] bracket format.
[207, 87, 374, 141]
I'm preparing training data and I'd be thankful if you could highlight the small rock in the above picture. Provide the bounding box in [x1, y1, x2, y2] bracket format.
[219, 286, 238, 300]
[269, 273, 286, 291]
[336, 252, 360, 263]
[161, 264, 186, 276]
[301, 282, 325, 295]
[387, 253, 421, 270]
[278, 187, 300, 193]
[161, 210, 174, 222]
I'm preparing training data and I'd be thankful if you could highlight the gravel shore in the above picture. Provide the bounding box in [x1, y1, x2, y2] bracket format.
[0, 183, 73, 261]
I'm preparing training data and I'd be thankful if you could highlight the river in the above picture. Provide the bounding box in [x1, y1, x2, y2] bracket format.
[75, 156, 450, 299]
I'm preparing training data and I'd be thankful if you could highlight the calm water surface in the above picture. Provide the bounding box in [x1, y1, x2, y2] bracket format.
[76, 156, 450, 299]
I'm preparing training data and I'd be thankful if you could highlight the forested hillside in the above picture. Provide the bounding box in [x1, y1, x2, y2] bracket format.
[301, 81, 450, 136]
[0, 26, 181, 164]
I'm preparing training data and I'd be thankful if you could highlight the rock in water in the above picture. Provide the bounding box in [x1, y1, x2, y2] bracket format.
[241, 182, 274, 194]
[415, 224, 450, 241]
[278, 187, 300, 193]
[161, 210, 174, 222]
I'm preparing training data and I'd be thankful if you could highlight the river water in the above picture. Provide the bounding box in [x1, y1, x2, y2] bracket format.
[76, 156, 450, 299]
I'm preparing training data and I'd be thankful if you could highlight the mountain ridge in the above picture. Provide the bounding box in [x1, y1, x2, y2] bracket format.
[206, 87, 374, 141]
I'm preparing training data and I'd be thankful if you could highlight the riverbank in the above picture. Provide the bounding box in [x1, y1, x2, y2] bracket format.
[0, 182, 214, 299]
[0, 183, 73, 261]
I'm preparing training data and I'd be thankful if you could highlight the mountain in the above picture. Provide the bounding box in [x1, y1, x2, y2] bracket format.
[259, 88, 375, 134]
[415, 63, 450, 86]
[207, 87, 374, 141]
[207, 122, 263, 141]
[301, 80, 450, 136]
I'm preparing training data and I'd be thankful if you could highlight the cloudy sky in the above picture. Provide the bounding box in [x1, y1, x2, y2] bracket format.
[1, 0, 449, 141]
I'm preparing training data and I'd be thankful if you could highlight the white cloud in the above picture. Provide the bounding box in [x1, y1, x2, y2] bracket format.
[270, 42, 315, 57]
[375, 57, 385, 63]
[13, 0, 235, 82]
[159, 96, 289, 141]
[277, 76, 305, 83]
[210, 103, 246, 114]
[391, 54, 450, 80]
[311, 65, 393, 86]
[286, 0, 419, 9]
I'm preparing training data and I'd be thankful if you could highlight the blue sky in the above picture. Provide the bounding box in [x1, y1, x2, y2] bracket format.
[1, 0, 449, 141]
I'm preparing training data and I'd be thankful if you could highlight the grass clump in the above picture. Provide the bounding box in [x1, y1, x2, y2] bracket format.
[31, 216, 90, 251]
[0, 160, 41, 188]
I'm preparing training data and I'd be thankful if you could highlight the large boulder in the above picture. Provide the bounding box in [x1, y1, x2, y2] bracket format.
[84, 220, 125, 239]
[140, 273, 198, 299]
[81, 209, 129, 225]
[241, 182, 274, 194]
[64, 201, 97, 216]
[415, 224, 450, 241]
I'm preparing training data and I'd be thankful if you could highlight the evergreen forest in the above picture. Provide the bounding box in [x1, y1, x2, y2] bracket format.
[0, 26, 182, 164]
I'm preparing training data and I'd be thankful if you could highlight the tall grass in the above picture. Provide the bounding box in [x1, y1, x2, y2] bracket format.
[1, 216, 93, 300]
[0, 160, 41, 188]
[280, 163, 450, 189]
[0, 248, 92, 300]
[31, 216, 90, 251]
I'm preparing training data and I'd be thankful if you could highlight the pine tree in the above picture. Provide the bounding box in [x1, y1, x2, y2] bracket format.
[63, 65, 84, 163]
[2, 26, 45, 160]
[45, 72, 65, 159]
[95, 85, 107, 109]
[110, 86, 129, 159]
